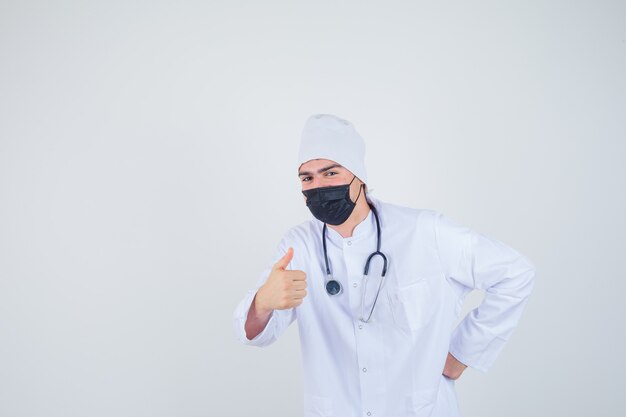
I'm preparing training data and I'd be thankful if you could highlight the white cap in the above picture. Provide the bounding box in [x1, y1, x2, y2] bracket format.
[297, 114, 368, 184]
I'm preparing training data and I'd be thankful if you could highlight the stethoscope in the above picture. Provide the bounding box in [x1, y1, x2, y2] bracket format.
[322, 201, 389, 323]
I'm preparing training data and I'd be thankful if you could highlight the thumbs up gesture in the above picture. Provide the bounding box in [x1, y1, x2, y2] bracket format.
[255, 247, 308, 313]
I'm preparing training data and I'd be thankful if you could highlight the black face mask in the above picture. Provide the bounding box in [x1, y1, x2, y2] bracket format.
[302, 175, 363, 225]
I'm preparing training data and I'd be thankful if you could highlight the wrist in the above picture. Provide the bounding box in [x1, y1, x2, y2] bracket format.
[253, 291, 273, 317]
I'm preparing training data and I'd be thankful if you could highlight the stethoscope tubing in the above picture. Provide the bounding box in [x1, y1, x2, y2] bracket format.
[322, 201, 388, 322]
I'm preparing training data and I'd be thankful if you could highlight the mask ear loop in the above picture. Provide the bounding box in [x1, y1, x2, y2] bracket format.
[351, 176, 363, 205]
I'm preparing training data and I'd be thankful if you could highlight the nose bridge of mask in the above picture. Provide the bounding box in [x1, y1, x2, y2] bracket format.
[307, 186, 349, 204]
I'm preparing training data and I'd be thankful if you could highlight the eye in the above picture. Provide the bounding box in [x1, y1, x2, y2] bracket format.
[301, 176, 312, 182]
[325, 171, 337, 177]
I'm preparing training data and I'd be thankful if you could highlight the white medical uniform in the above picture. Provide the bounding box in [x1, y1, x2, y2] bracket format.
[233, 196, 536, 417]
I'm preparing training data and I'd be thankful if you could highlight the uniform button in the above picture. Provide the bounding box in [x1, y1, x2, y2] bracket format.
[353, 282, 357, 288]
[358, 324, 363, 330]
[367, 412, 372, 416]
[347, 241, 352, 246]
[362, 367, 367, 372]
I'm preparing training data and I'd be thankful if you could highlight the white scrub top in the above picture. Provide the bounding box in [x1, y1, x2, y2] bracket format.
[233, 196, 536, 417]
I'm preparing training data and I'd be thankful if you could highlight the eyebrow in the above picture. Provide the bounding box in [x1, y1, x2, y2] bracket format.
[298, 163, 343, 177]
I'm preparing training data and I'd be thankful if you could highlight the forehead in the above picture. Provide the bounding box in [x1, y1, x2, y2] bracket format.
[298, 158, 339, 171]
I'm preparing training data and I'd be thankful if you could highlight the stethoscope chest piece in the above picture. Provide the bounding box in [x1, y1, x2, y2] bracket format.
[325, 280, 342, 296]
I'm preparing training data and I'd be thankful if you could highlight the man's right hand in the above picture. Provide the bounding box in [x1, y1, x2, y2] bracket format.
[255, 247, 308, 314]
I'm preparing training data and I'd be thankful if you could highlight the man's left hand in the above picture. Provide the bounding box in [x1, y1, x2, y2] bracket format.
[442, 352, 467, 380]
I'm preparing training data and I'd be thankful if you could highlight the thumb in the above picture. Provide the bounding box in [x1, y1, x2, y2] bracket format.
[273, 247, 294, 271]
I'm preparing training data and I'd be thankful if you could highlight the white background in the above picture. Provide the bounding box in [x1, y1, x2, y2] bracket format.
[1, 1, 625, 416]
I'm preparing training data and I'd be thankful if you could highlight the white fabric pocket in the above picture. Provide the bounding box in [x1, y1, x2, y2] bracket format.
[388, 279, 436, 333]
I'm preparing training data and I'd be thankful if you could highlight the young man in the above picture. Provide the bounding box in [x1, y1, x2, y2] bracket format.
[233, 114, 536, 417]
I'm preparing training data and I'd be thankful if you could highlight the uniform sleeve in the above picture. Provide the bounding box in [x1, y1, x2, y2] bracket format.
[435, 212, 536, 373]
[232, 236, 297, 347]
